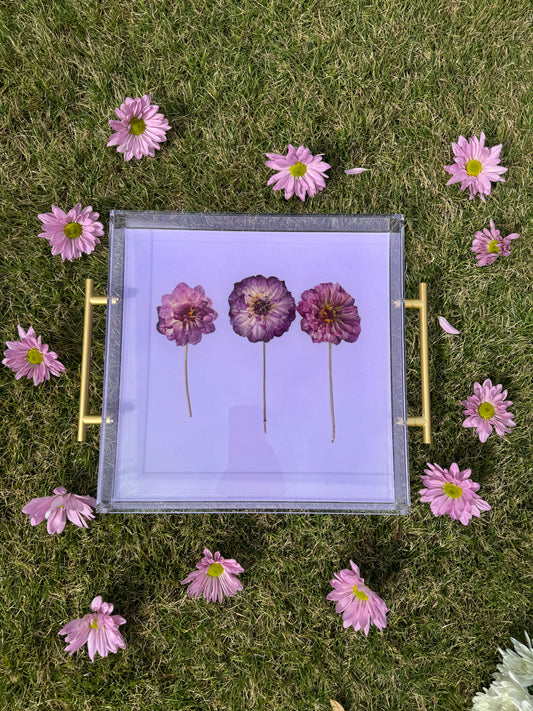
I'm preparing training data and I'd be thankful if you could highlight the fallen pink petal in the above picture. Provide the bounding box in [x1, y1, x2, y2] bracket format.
[344, 168, 368, 174]
[438, 316, 460, 334]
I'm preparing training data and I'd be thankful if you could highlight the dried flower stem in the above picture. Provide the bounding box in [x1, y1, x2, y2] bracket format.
[263, 342, 267, 433]
[184, 344, 192, 417]
[329, 342, 335, 443]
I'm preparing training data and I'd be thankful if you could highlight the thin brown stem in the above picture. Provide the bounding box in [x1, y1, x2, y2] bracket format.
[263, 341, 267, 433]
[329, 342, 335, 443]
[184, 344, 192, 417]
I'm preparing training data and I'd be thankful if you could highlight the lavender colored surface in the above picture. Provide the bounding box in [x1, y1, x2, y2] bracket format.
[115, 229, 395, 503]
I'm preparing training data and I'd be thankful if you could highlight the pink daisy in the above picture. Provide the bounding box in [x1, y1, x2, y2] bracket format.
[181, 548, 244, 603]
[326, 561, 389, 635]
[471, 219, 520, 266]
[419, 463, 491, 525]
[59, 596, 126, 662]
[3, 325, 66, 385]
[37, 203, 103, 262]
[462, 379, 516, 443]
[265, 144, 330, 201]
[107, 94, 171, 161]
[22, 486, 96, 534]
[444, 132, 507, 202]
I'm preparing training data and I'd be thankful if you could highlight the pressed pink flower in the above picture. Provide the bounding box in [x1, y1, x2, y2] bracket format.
[22, 486, 96, 534]
[444, 132, 507, 202]
[3, 325, 66, 386]
[265, 144, 330, 201]
[462, 379, 516, 443]
[107, 94, 170, 161]
[59, 596, 126, 662]
[181, 548, 244, 603]
[419, 463, 491, 525]
[326, 561, 388, 635]
[37, 203, 103, 262]
[437, 316, 460, 334]
[471, 219, 520, 266]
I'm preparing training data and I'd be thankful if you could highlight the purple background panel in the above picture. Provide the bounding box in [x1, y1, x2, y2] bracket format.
[115, 229, 394, 503]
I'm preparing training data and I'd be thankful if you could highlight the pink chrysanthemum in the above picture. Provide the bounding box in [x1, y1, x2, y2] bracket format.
[471, 219, 520, 266]
[265, 144, 330, 201]
[59, 596, 126, 662]
[37, 203, 103, 262]
[22, 486, 96, 534]
[462, 379, 516, 443]
[107, 94, 171, 161]
[419, 463, 491, 525]
[3, 326, 66, 386]
[326, 561, 389, 635]
[444, 132, 507, 202]
[157, 283, 218, 347]
[181, 549, 244, 603]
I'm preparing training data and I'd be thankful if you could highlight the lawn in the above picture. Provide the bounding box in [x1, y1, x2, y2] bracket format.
[0, 0, 532, 709]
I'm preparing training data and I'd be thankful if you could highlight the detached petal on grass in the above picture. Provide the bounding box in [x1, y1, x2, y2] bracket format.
[437, 316, 460, 334]
[344, 167, 368, 174]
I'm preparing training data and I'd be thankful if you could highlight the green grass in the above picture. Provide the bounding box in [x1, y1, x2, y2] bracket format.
[1, 0, 532, 708]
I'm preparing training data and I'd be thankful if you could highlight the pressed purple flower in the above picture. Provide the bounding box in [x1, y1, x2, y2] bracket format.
[228, 275, 296, 343]
[59, 596, 126, 662]
[265, 144, 330, 201]
[3, 325, 66, 386]
[326, 561, 389, 635]
[181, 548, 244, 603]
[462, 379, 516, 443]
[107, 94, 170, 161]
[37, 203, 103, 262]
[419, 463, 491, 525]
[444, 132, 507, 202]
[22, 486, 96, 534]
[471, 219, 520, 266]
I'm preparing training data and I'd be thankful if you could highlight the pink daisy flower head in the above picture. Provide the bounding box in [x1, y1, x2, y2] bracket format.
[59, 596, 126, 662]
[297, 282, 361, 345]
[471, 219, 520, 266]
[444, 132, 507, 202]
[107, 94, 171, 161]
[37, 203, 103, 262]
[3, 325, 66, 386]
[156, 283, 218, 347]
[326, 561, 389, 635]
[181, 548, 244, 603]
[22, 486, 96, 534]
[419, 462, 491, 525]
[462, 379, 516, 443]
[265, 144, 330, 201]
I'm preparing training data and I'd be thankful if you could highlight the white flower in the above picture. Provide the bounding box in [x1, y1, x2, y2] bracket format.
[472, 675, 533, 710]
[497, 633, 533, 688]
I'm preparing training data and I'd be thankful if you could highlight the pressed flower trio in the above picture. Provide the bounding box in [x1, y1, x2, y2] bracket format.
[4, 92, 522, 669]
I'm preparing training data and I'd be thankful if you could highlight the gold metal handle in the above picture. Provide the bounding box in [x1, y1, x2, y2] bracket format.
[405, 282, 431, 444]
[77, 279, 110, 442]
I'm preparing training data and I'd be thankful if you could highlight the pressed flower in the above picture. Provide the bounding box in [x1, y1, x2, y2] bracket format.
[22, 486, 96, 534]
[472, 219, 520, 266]
[326, 560, 388, 635]
[59, 596, 126, 662]
[265, 144, 330, 201]
[297, 283, 361, 442]
[462, 379, 516, 443]
[419, 463, 490, 525]
[3, 325, 66, 386]
[37, 203, 103, 262]
[229, 275, 296, 432]
[437, 316, 460, 334]
[156, 283, 218, 417]
[497, 632, 533, 688]
[444, 132, 507, 202]
[181, 548, 244, 603]
[107, 94, 170, 161]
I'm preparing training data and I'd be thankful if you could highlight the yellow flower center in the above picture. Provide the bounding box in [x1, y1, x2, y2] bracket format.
[352, 584, 368, 601]
[63, 222, 83, 240]
[207, 563, 224, 577]
[90, 618, 99, 629]
[443, 482, 463, 499]
[488, 240, 500, 254]
[466, 159, 482, 177]
[26, 348, 44, 365]
[478, 402, 495, 419]
[289, 161, 307, 177]
[129, 117, 146, 135]
[319, 303, 338, 324]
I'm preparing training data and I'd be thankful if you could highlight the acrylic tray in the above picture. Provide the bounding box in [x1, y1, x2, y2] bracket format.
[79, 212, 428, 514]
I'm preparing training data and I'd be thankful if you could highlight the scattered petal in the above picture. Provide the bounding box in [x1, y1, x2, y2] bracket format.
[344, 168, 368, 174]
[438, 316, 460, 334]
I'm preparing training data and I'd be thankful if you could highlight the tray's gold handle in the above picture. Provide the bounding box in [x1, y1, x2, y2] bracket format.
[405, 282, 431, 444]
[78, 279, 109, 442]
